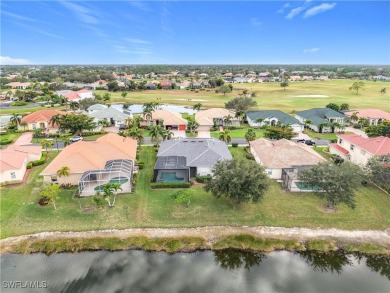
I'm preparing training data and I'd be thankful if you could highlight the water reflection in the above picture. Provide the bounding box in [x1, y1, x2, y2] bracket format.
[298, 251, 352, 274]
[358, 254, 390, 281]
[214, 249, 266, 270]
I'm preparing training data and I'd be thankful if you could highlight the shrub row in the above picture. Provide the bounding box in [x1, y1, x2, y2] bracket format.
[232, 143, 238, 147]
[0, 138, 14, 145]
[11, 101, 28, 106]
[195, 175, 212, 183]
[32, 153, 48, 166]
[150, 182, 191, 189]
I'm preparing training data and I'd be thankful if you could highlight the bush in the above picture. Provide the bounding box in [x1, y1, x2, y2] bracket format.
[353, 124, 362, 129]
[32, 153, 48, 166]
[60, 183, 74, 189]
[27, 162, 33, 169]
[232, 143, 238, 147]
[137, 162, 144, 170]
[0, 138, 13, 145]
[246, 153, 255, 160]
[195, 175, 212, 183]
[150, 182, 191, 189]
[11, 101, 28, 106]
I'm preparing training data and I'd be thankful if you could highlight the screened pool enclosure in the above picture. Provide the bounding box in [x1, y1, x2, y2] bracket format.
[78, 159, 134, 196]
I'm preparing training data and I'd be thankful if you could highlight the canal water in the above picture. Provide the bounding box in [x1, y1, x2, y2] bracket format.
[1, 250, 389, 293]
[110, 104, 197, 114]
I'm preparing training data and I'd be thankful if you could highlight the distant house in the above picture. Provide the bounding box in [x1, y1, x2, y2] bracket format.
[18, 109, 66, 134]
[195, 108, 240, 131]
[344, 109, 390, 126]
[140, 109, 187, 131]
[233, 77, 253, 83]
[0, 145, 42, 184]
[87, 104, 108, 115]
[175, 81, 191, 89]
[5, 82, 30, 89]
[246, 110, 304, 133]
[199, 73, 208, 78]
[0, 115, 12, 132]
[154, 138, 232, 182]
[295, 108, 347, 133]
[330, 134, 390, 165]
[160, 80, 172, 90]
[250, 139, 325, 192]
[145, 83, 156, 90]
[89, 106, 131, 127]
[40, 133, 137, 196]
[223, 73, 233, 77]
[57, 89, 94, 102]
[289, 76, 302, 82]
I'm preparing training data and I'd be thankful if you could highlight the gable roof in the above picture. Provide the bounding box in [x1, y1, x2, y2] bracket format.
[195, 108, 236, 126]
[296, 108, 346, 125]
[157, 138, 232, 167]
[344, 109, 390, 120]
[246, 110, 303, 125]
[0, 145, 42, 171]
[250, 138, 325, 168]
[337, 134, 390, 155]
[87, 104, 108, 111]
[21, 110, 66, 124]
[89, 106, 130, 121]
[150, 110, 187, 126]
[40, 133, 137, 175]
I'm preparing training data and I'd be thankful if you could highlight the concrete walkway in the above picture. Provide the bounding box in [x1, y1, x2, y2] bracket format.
[13, 132, 33, 145]
[345, 127, 368, 138]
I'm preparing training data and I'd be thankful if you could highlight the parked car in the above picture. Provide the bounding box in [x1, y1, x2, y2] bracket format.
[70, 136, 83, 143]
[297, 139, 316, 145]
[119, 124, 126, 131]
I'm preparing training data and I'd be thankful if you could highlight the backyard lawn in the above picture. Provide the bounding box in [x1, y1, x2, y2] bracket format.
[1, 146, 390, 239]
[211, 125, 265, 139]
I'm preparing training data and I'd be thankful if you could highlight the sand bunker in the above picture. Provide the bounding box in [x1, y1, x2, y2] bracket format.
[176, 99, 207, 102]
[292, 95, 329, 98]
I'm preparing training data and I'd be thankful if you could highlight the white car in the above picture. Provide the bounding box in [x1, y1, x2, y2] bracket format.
[70, 136, 83, 143]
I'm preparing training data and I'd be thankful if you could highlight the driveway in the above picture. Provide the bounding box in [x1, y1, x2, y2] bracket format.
[171, 130, 186, 138]
[104, 126, 119, 133]
[13, 132, 33, 145]
[345, 127, 368, 138]
[197, 130, 211, 138]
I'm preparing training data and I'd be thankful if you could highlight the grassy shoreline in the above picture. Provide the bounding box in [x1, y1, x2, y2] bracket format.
[5, 234, 389, 256]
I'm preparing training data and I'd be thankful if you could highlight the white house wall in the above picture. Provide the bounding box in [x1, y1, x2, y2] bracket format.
[196, 166, 212, 176]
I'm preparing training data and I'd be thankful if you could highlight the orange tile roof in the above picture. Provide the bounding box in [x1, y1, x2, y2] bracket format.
[40, 133, 137, 175]
[330, 143, 349, 155]
[21, 110, 66, 124]
[0, 145, 42, 171]
[344, 109, 390, 120]
[250, 138, 325, 168]
[337, 134, 390, 155]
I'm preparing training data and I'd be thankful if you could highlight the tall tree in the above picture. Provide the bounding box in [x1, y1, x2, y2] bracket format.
[264, 125, 296, 140]
[223, 114, 233, 128]
[280, 81, 289, 90]
[218, 129, 232, 144]
[20, 121, 28, 131]
[349, 81, 365, 95]
[99, 182, 122, 207]
[380, 88, 386, 95]
[161, 129, 174, 141]
[326, 103, 340, 111]
[225, 97, 257, 112]
[340, 103, 349, 111]
[58, 114, 96, 135]
[121, 91, 128, 100]
[350, 112, 359, 123]
[204, 159, 270, 206]
[365, 121, 390, 137]
[49, 114, 62, 128]
[366, 155, 390, 193]
[125, 127, 144, 145]
[304, 119, 312, 130]
[318, 122, 329, 133]
[219, 85, 232, 96]
[39, 184, 61, 210]
[57, 166, 71, 184]
[193, 103, 202, 111]
[298, 162, 364, 209]
[10, 113, 21, 125]
[149, 125, 165, 146]
[40, 140, 52, 152]
[187, 118, 199, 134]
[69, 101, 79, 112]
[245, 128, 256, 143]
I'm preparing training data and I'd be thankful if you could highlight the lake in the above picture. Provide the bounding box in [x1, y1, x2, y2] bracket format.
[1, 250, 389, 293]
[110, 103, 197, 114]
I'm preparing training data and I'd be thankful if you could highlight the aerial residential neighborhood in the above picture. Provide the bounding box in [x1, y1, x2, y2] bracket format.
[0, 0, 389, 291]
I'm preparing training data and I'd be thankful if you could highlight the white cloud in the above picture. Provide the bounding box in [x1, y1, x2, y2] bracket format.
[60, 2, 99, 24]
[250, 18, 262, 27]
[286, 7, 305, 19]
[2, 11, 40, 23]
[14, 23, 65, 39]
[277, 3, 290, 14]
[124, 38, 152, 45]
[303, 3, 337, 18]
[303, 48, 320, 54]
[128, 1, 150, 12]
[0, 56, 32, 65]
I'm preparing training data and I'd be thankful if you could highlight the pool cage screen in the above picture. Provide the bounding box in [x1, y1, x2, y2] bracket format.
[78, 159, 134, 196]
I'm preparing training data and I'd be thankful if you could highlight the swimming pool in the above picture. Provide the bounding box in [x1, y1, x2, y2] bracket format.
[94, 177, 129, 192]
[159, 172, 185, 182]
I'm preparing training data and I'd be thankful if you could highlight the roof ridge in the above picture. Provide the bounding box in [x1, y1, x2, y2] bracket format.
[187, 141, 211, 165]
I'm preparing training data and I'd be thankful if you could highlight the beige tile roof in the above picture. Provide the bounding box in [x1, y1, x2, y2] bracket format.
[40, 133, 137, 175]
[151, 110, 188, 126]
[0, 145, 42, 171]
[21, 110, 66, 124]
[195, 108, 237, 126]
[250, 138, 325, 168]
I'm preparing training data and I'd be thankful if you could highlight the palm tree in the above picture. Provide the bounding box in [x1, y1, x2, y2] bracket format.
[255, 118, 264, 126]
[20, 121, 28, 131]
[350, 112, 359, 123]
[133, 116, 141, 128]
[162, 129, 174, 141]
[142, 102, 155, 113]
[304, 119, 312, 130]
[69, 101, 79, 112]
[49, 114, 62, 128]
[100, 182, 122, 207]
[331, 122, 342, 133]
[223, 114, 233, 129]
[10, 113, 21, 126]
[318, 122, 329, 133]
[218, 129, 231, 144]
[235, 111, 245, 122]
[57, 166, 70, 184]
[358, 117, 369, 127]
[125, 127, 144, 145]
[40, 139, 52, 152]
[193, 103, 202, 111]
[187, 118, 199, 134]
[63, 137, 71, 147]
[124, 117, 133, 128]
[149, 125, 164, 146]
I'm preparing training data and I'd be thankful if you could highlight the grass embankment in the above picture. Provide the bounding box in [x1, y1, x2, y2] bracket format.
[8, 234, 390, 256]
[98, 80, 390, 112]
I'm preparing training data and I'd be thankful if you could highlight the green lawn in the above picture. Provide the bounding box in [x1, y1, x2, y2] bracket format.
[313, 146, 333, 160]
[0, 132, 22, 145]
[211, 125, 265, 139]
[0, 105, 65, 115]
[1, 147, 390, 239]
[228, 146, 248, 160]
[99, 80, 390, 113]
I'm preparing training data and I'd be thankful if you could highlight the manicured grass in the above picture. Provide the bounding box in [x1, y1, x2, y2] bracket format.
[211, 125, 265, 139]
[306, 129, 339, 141]
[1, 147, 390, 239]
[0, 132, 22, 145]
[0, 105, 65, 115]
[229, 146, 249, 160]
[100, 80, 390, 112]
[313, 146, 333, 160]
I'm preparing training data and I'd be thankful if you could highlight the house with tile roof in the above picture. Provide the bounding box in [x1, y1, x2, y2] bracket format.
[329, 134, 390, 165]
[57, 89, 94, 102]
[86, 104, 108, 115]
[17, 109, 66, 134]
[344, 109, 390, 126]
[89, 106, 131, 127]
[40, 133, 137, 196]
[195, 108, 239, 132]
[5, 82, 31, 89]
[250, 138, 325, 192]
[154, 138, 232, 182]
[160, 80, 172, 90]
[246, 110, 304, 133]
[139, 109, 187, 131]
[295, 108, 347, 133]
[0, 145, 42, 184]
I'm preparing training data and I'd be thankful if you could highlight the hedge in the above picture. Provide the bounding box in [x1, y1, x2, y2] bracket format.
[246, 153, 255, 160]
[27, 162, 33, 169]
[232, 143, 238, 147]
[32, 153, 48, 166]
[150, 182, 191, 189]
[0, 138, 14, 145]
[195, 175, 212, 183]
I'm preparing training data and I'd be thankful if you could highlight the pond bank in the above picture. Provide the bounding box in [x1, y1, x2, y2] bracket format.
[1, 226, 389, 255]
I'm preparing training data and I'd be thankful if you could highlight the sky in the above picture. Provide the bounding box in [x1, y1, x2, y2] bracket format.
[1, 1, 389, 65]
